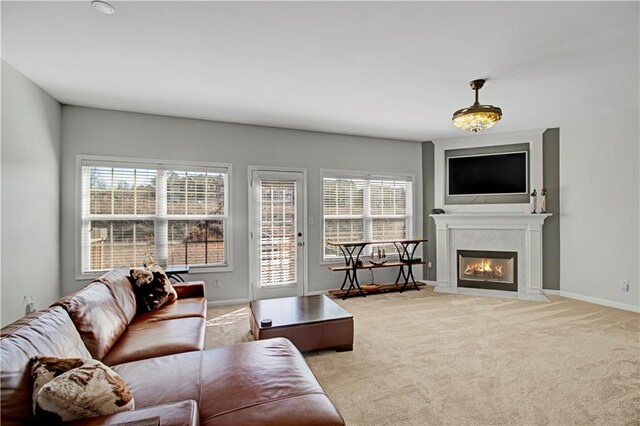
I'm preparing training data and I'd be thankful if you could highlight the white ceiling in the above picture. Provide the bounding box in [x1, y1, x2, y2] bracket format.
[2, 1, 638, 142]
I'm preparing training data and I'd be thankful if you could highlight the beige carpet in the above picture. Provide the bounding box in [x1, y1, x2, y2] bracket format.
[205, 288, 640, 425]
[205, 305, 253, 349]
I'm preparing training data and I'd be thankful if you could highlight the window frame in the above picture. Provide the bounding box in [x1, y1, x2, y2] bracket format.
[320, 168, 416, 264]
[75, 155, 233, 280]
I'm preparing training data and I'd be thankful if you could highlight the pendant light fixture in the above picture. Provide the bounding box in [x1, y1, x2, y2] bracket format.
[452, 79, 502, 132]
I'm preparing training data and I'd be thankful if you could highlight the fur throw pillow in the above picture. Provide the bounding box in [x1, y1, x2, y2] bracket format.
[31, 356, 85, 414]
[129, 265, 177, 312]
[31, 357, 134, 423]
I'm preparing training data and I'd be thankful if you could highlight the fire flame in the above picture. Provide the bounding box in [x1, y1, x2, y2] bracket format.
[464, 259, 503, 277]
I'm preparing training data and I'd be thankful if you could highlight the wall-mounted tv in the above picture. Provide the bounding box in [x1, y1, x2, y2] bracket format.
[448, 151, 528, 196]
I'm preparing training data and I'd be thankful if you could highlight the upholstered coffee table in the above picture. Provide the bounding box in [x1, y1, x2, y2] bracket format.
[250, 295, 353, 352]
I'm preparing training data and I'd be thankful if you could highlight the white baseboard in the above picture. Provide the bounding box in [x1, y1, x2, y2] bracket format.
[307, 290, 332, 296]
[436, 286, 549, 302]
[207, 298, 250, 307]
[542, 290, 640, 313]
[310, 282, 435, 295]
[207, 291, 337, 305]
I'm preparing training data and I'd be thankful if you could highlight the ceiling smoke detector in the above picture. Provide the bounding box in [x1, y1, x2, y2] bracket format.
[91, 0, 115, 15]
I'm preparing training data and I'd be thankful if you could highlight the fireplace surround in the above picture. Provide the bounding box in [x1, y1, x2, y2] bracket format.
[430, 130, 551, 300]
[430, 213, 551, 300]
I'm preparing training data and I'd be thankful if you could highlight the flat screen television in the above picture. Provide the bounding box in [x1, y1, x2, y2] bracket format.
[448, 151, 528, 196]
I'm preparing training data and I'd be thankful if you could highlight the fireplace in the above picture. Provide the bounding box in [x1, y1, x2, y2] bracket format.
[457, 250, 518, 292]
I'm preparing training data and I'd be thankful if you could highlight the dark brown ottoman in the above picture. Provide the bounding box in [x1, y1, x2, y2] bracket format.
[250, 295, 353, 352]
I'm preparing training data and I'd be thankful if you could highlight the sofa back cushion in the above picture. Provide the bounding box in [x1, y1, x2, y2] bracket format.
[1, 307, 92, 426]
[96, 267, 138, 323]
[53, 283, 129, 360]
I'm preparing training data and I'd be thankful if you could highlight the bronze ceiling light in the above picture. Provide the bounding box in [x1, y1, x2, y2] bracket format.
[452, 79, 502, 132]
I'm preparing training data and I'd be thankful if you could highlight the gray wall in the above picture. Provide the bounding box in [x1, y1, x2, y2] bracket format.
[542, 128, 560, 290]
[422, 141, 436, 281]
[1, 61, 61, 326]
[60, 106, 423, 302]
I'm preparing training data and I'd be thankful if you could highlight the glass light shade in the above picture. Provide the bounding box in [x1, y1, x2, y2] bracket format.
[91, 0, 115, 15]
[452, 104, 502, 133]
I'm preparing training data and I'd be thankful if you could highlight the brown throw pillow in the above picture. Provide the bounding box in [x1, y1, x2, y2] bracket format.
[33, 358, 134, 423]
[147, 264, 178, 302]
[31, 356, 85, 414]
[129, 266, 177, 312]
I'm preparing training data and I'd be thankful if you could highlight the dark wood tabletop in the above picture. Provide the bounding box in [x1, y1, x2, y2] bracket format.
[165, 265, 190, 274]
[327, 238, 428, 247]
[250, 295, 352, 329]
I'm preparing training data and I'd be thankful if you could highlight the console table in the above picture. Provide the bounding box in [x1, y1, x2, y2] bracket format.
[327, 239, 427, 299]
[164, 265, 190, 282]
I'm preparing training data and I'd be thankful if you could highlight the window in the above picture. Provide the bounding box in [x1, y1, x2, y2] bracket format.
[322, 170, 414, 261]
[79, 157, 231, 275]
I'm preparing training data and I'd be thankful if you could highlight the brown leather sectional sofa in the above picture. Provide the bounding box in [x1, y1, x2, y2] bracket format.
[1, 267, 345, 425]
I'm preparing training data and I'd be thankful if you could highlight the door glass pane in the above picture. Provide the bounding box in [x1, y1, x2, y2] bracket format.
[259, 179, 297, 287]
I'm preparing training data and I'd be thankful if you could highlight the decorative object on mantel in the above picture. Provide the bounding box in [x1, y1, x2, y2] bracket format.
[530, 189, 538, 214]
[431, 208, 446, 215]
[452, 79, 503, 132]
[540, 188, 548, 213]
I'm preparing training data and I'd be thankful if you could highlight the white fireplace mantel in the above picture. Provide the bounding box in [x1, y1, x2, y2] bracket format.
[430, 213, 552, 299]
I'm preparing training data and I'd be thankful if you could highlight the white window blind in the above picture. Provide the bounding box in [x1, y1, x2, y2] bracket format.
[259, 179, 297, 286]
[323, 172, 413, 261]
[80, 159, 229, 273]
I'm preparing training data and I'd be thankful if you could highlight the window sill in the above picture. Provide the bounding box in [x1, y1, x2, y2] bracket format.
[76, 264, 233, 281]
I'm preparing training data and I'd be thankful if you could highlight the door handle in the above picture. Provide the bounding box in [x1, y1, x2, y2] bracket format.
[297, 242, 305, 246]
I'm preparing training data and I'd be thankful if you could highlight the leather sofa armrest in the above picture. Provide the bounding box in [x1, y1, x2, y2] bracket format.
[64, 400, 199, 426]
[173, 281, 206, 299]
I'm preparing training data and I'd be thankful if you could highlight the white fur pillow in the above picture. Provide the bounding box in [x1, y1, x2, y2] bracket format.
[31, 356, 85, 414]
[33, 358, 134, 423]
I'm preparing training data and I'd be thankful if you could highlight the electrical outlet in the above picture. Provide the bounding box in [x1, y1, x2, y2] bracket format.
[620, 279, 630, 292]
[427, 261, 433, 268]
[213, 278, 220, 288]
[23, 295, 36, 315]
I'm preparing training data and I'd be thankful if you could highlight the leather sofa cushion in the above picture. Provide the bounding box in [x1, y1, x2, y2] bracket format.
[133, 298, 207, 323]
[53, 283, 129, 360]
[172, 281, 206, 299]
[65, 400, 199, 426]
[113, 338, 345, 426]
[102, 317, 205, 366]
[1, 307, 92, 426]
[95, 266, 138, 324]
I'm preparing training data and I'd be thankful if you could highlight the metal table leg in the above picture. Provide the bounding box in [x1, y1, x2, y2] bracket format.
[393, 242, 421, 293]
[338, 244, 366, 299]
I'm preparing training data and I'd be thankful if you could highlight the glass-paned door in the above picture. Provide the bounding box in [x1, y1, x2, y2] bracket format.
[250, 169, 305, 300]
